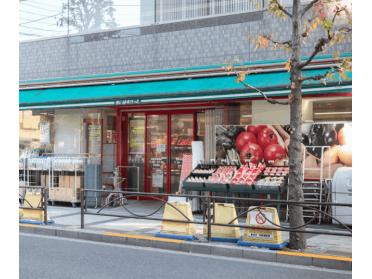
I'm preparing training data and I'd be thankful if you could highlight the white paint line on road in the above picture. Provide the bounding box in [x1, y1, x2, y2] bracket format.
[20, 232, 351, 275]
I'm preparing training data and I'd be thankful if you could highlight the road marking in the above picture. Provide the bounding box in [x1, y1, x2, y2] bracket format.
[19, 224, 38, 228]
[103, 231, 184, 244]
[277, 251, 352, 262]
[20, 233, 351, 275]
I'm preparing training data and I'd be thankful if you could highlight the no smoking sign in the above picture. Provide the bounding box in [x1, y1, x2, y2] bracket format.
[255, 212, 267, 225]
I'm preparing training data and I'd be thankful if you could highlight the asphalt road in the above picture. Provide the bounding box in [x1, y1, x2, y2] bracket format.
[20, 234, 351, 279]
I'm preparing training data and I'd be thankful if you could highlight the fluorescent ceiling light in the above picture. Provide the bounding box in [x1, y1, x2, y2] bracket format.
[241, 114, 252, 118]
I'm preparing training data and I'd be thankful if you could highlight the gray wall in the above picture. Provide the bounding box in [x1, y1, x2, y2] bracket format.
[19, 9, 351, 81]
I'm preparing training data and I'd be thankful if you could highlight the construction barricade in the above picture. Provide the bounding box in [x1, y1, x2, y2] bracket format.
[238, 206, 288, 249]
[155, 201, 197, 241]
[203, 203, 241, 242]
[19, 187, 53, 225]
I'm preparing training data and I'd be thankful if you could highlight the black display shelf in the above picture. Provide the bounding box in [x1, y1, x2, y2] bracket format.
[182, 181, 205, 191]
[228, 184, 256, 193]
[204, 182, 229, 192]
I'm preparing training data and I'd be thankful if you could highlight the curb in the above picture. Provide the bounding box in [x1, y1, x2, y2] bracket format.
[19, 224, 352, 271]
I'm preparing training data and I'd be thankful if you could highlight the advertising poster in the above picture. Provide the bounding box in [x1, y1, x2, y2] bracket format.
[39, 121, 50, 144]
[152, 170, 164, 188]
[216, 123, 352, 180]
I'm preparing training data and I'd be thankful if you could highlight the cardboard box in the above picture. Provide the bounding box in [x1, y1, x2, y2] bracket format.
[51, 187, 79, 202]
[69, 176, 83, 189]
[59, 176, 70, 188]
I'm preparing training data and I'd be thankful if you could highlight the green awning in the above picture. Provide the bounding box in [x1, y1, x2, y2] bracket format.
[19, 68, 351, 109]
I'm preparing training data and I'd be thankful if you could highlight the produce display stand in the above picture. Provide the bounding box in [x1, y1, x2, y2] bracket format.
[228, 184, 255, 193]
[183, 163, 286, 194]
[182, 181, 205, 191]
[204, 182, 229, 192]
[182, 163, 287, 214]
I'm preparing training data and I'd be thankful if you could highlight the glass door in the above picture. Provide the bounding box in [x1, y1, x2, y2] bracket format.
[170, 114, 194, 193]
[127, 113, 145, 192]
[146, 114, 168, 193]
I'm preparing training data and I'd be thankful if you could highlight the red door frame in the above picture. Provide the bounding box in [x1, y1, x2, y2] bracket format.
[117, 109, 200, 195]
[144, 111, 169, 194]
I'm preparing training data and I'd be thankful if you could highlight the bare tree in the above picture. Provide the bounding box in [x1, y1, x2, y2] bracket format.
[229, 0, 351, 250]
[58, 0, 117, 33]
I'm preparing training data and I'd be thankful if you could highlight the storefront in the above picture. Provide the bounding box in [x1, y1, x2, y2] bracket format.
[19, 56, 352, 201]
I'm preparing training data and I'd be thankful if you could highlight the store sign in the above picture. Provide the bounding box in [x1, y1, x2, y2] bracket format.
[114, 99, 141, 105]
[88, 123, 102, 163]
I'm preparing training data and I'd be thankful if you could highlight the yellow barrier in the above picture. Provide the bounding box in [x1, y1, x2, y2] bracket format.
[19, 191, 44, 222]
[156, 201, 196, 240]
[203, 203, 241, 241]
[238, 206, 287, 249]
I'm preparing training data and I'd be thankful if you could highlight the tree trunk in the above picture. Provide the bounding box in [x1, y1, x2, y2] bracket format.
[288, 0, 306, 250]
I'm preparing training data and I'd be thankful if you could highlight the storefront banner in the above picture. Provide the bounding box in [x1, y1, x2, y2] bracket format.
[216, 123, 352, 180]
[39, 121, 50, 144]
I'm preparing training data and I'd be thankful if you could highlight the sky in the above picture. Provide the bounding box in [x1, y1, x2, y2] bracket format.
[19, 0, 141, 41]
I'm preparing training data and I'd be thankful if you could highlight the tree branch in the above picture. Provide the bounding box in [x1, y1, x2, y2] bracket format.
[259, 35, 292, 50]
[300, 70, 332, 82]
[299, 6, 351, 69]
[301, 0, 320, 17]
[298, 37, 328, 69]
[268, 0, 293, 18]
[300, 58, 352, 83]
[238, 78, 290, 105]
[276, 2, 293, 18]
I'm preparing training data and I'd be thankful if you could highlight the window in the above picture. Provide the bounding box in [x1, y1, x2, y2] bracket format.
[157, 0, 265, 23]
[312, 98, 352, 122]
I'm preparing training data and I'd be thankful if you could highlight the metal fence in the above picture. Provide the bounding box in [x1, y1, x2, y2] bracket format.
[80, 189, 352, 240]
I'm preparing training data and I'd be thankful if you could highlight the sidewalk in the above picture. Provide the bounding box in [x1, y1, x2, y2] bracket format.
[20, 202, 352, 270]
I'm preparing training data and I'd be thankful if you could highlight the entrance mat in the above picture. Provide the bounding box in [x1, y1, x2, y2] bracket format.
[154, 232, 197, 241]
[19, 219, 54, 225]
[237, 240, 288, 250]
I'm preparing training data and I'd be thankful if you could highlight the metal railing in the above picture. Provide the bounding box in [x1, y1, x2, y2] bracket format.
[19, 186, 48, 225]
[80, 189, 352, 240]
